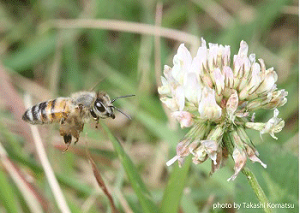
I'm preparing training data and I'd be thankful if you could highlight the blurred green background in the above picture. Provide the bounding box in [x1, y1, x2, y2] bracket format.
[0, 0, 298, 212]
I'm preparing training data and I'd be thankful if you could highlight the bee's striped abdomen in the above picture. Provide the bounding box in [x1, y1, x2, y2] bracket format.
[22, 98, 72, 125]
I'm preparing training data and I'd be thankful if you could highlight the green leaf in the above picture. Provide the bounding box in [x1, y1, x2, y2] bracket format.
[180, 189, 199, 213]
[3, 32, 57, 72]
[100, 122, 159, 213]
[160, 156, 192, 213]
[0, 167, 20, 213]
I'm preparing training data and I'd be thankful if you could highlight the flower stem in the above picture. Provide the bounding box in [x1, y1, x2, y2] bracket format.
[242, 167, 272, 213]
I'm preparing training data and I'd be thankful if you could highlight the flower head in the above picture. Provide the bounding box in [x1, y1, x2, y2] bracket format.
[158, 39, 287, 181]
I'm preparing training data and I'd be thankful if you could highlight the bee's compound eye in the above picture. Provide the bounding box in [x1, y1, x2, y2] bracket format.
[95, 101, 106, 112]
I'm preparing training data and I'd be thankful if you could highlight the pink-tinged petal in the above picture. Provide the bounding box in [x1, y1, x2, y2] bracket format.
[239, 62, 262, 100]
[248, 155, 267, 168]
[201, 74, 214, 89]
[198, 87, 222, 121]
[258, 59, 266, 74]
[190, 57, 202, 78]
[233, 55, 241, 75]
[222, 45, 231, 66]
[255, 69, 278, 95]
[224, 66, 234, 88]
[238, 40, 249, 58]
[235, 112, 249, 118]
[238, 57, 251, 91]
[226, 90, 238, 122]
[177, 157, 186, 167]
[251, 113, 256, 122]
[161, 76, 168, 86]
[263, 89, 288, 109]
[172, 44, 192, 83]
[188, 140, 201, 153]
[191, 144, 208, 164]
[172, 139, 195, 167]
[176, 44, 193, 66]
[249, 63, 263, 93]
[176, 139, 191, 157]
[192, 154, 208, 165]
[183, 72, 202, 104]
[260, 109, 285, 140]
[232, 41, 249, 88]
[210, 147, 223, 175]
[175, 86, 185, 111]
[249, 53, 256, 64]
[202, 140, 219, 165]
[172, 111, 194, 128]
[160, 97, 178, 111]
[245, 122, 265, 131]
[246, 92, 273, 111]
[227, 148, 247, 181]
[192, 38, 208, 75]
[163, 65, 172, 79]
[195, 39, 208, 69]
[245, 146, 267, 168]
[158, 76, 171, 95]
[213, 68, 225, 95]
[208, 43, 219, 71]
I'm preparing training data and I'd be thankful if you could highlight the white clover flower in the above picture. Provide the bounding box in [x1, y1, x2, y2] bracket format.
[198, 86, 222, 121]
[172, 111, 194, 128]
[246, 109, 285, 140]
[158, 38, 288, 180]
[227, 147, 247, 181]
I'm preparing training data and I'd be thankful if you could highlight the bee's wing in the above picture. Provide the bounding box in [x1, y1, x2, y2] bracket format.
[71, 92, 96, 108]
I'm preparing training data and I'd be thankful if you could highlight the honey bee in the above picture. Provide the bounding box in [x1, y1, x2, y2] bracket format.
[22, 91, 134, 149]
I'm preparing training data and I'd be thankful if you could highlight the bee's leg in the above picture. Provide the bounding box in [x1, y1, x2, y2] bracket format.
[73, 130, 80, 145]
[80, 123, 84, 131]
[72, 124, 83, 145]
[73, 132, 81, 145]
[63, 134, 72, 151]
[74, 136, 79, 144]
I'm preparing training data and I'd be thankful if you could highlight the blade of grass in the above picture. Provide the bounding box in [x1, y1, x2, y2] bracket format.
[46, 19, 200, 54]
[100, 122, 159, 213]
[160, 156, 192, 213]
[154, 2, 163, 87]
[86, 149, 119, 213]
[180, 190, 199, 213]
[0, 162, 20, 213]
[3, 32, 57, 72]
[0, 142, 43, 213]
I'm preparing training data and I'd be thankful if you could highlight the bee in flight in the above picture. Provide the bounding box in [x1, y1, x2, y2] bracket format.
[22, 91, 134, 149]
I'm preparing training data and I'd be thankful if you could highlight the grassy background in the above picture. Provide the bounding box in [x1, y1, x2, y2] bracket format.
[0, 0, 298, 212]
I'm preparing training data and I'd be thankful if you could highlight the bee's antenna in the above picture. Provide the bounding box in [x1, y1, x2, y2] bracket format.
[113, 106, 132, 120]
[111, 94, 135, 103]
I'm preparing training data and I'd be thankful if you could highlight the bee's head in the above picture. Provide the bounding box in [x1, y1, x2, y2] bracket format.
[91, 92, 135, 120]
[92, 92, 115, 119]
